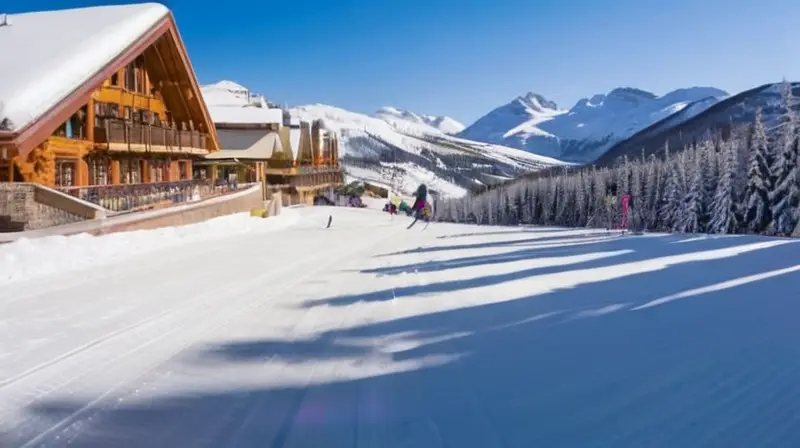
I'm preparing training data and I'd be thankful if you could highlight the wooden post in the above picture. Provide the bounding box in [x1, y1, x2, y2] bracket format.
[86, 98, 95, 142]
[7, 158, 13, 183]
[111, 159, 120, 184]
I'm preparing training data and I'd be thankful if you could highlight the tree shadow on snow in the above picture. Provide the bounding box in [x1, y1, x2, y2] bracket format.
[436, 228, 574, 240]
[308, 234, 776, 308]
[7, 236, 800, 447]
[377, 231, 612, 257]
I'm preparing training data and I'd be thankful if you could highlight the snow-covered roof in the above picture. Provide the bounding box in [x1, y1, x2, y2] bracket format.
[0, 3, 169, 132]
[208, 106, 283, 125]
[205, 129, 281, 160]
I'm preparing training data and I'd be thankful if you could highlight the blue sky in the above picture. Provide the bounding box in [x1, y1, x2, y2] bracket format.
[11, 0, 800, 125]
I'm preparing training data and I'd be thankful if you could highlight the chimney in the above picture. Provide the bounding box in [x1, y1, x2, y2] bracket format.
[0, 14, 11, 27]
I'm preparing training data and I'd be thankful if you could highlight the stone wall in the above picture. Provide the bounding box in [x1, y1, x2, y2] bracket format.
[0, 184, 88, 232]
[92, 186, 272, 235]
[0, 184, 282, 243]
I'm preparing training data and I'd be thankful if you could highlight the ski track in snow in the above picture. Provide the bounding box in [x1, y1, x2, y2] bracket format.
[3, 207, 800, 447]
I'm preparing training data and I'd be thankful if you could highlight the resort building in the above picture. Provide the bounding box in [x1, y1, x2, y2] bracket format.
[200, 81, 343, 205]
[0, 3, 221, 212]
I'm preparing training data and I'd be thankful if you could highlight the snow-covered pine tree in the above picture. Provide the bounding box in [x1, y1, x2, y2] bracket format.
[680, 150, 704, 233]
[575, 171, 588, 227]
[771, 137, 800, 235]
[630, 162, 644, 231]
[708, 140, 739, 234]
[697, 140, 715, 229]
[643, 154, 660, 230]
[768, 80, 799, 235]
[742, 108, 773, 233]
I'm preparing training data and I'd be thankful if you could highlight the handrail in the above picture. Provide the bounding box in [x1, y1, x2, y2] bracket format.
[57, 180, 247, 213]
[97, 119, 208, 152]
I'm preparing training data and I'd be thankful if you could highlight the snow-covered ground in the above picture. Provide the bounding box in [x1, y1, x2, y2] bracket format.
[3, 207, 800, 446]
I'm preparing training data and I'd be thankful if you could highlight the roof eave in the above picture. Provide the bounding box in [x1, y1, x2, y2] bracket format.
[8, 14, 172, 159]
[8, 9, 220, 159]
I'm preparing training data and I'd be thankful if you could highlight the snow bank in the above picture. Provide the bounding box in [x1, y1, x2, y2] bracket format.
[0, 209, 299, 285]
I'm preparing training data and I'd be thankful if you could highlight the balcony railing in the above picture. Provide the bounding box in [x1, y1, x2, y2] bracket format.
[95, 119, 208, 153]
[58, 179, 245, 213]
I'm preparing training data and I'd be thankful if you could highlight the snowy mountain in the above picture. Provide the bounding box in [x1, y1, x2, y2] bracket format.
[289, 103, 568, 197]
[374, 106, 465, 134]
[596, 81, 799, 165]
[459, 87, 730, 163]
[200, 81, 568, 198]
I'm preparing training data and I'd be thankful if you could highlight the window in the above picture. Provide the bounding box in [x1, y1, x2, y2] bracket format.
[123, 106, 132, 121]
[110, 72, 119, 86]
[135, 56, 145, 93]
[178, 161, 188, 180]
[153, 113, 161, 127]
[55, 159, 76, 187]
[87, 157, 110, 185]
[124, 62, 135, 91]
[150, 159, 169, 182]
[120, 159, 141, 184]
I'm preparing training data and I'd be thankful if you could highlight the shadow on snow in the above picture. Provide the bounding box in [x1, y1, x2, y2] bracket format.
[8, 230, 800, 447]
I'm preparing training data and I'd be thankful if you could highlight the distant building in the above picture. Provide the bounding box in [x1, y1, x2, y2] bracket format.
[199, 81, 342, 205]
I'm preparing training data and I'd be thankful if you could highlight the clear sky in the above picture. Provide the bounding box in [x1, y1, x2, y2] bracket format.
[10, 0, 800, 125]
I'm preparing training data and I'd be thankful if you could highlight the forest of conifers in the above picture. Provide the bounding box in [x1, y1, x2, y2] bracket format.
[436, 82, 800, 237]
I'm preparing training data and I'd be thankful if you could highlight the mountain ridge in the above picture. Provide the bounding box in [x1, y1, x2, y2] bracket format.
[459, 86, 730, 162]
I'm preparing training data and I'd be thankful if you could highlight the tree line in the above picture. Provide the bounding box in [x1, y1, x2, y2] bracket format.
[436, 82, 800, 237]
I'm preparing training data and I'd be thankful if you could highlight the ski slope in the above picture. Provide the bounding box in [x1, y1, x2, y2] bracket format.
[3, 207, 800, 446]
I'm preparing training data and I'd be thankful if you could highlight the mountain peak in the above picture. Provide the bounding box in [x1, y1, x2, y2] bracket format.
[607, 87, 658, 100]
[518, 92, 559, 112]
[374, 106, 465, 134]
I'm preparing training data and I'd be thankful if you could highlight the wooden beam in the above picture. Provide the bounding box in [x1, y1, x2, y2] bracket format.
[158, 38, 195, 130]
[151, 40, 193, 126]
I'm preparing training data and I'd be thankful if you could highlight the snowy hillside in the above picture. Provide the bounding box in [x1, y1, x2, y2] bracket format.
[289, 103, 568, 197]
[597, 81, 800, 165]
[374, 106, 465, 134]
[460, 87, 729, 162]
[201, 81, 567, 198]
[4, 207, 800, 446]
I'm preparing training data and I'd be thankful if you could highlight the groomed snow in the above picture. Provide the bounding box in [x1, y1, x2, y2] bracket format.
[0, 208, 299, 285]
[0, 3, 169, 131]
[3, 207, 800, 446]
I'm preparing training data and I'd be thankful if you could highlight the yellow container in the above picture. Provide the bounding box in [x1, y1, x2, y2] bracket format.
[250, 208, 268, 218]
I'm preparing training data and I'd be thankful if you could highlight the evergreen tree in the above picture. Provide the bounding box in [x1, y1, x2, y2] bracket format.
[769, 81, 799, 235]
[680, 152, 704, 233]
[660, 157, 681, 231]
[743, 109, 773, 233]
[708, 142, 738, 234]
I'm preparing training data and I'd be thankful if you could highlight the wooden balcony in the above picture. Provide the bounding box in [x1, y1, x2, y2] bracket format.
[94, 119, 209, 155]
[58, 179, 244, 213]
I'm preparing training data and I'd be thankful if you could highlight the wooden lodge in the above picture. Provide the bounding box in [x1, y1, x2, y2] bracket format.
[200, 85, 344, 205]
[0, 4, 225, 214]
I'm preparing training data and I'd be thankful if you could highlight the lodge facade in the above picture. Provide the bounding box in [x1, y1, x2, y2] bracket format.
[0, 3, 343, 219]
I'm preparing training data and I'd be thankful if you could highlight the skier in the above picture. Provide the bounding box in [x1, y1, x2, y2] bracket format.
[407, 183, 429, 229]
[412, 184, 429, 217]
